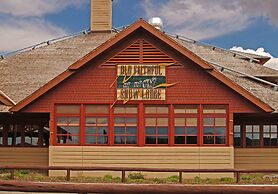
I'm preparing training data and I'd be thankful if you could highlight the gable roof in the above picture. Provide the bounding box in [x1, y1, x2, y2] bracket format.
[0, 19, 277, 113]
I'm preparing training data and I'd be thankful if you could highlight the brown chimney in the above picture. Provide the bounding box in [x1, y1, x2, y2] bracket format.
[91, 0, 112, 32]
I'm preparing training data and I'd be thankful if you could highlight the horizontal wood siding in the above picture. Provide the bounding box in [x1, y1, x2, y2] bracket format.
[235, 148, 278, 169]
[0, 147, 48, 166]
[49, 146, 234, 178]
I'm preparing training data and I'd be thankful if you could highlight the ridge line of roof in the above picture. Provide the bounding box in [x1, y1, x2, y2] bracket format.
[206, 59, 278, 90]
[113, 26, 265, 63]
[166, 32, 262, 63]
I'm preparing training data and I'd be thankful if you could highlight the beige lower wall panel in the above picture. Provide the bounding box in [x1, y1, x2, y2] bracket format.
[235, 148, 278, 169]
[0, 147, 49, 166]
[49, 146, 234, 178]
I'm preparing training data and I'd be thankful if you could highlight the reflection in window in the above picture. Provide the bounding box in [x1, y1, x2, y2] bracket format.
[7, 124, 21, 146]
[114, 117, 137, 144]
[234, 125, 241, 147]
[24, 124, 40, 146]
[263, 125, 277, 147]
[174, 117, 198, 145]
[245, 125, 260, 147]
[85, 117, 108, 144]
[56, 117, 80, 144]
[145, 117, 168, 144]
[114, 106, 138, 145]
[203, 117, 226, 145]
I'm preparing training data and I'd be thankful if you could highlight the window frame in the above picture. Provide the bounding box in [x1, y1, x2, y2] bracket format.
[113, 106, 138, 145]
[55, 105, 81, 145]
[202, 105, 228, 146]
[173, 105, 199, 146]
[144, 106, 169, 145]
[235, 123, 278, 148]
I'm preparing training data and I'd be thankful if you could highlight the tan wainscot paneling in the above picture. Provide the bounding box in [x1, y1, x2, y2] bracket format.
[0, 147, 49, 166]
[235, 148, 278, 169]
[49, 146, 234, 178]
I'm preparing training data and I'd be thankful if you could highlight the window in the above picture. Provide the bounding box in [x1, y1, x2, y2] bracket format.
[145, 106, 169, 145]
[85, 105, 109, 145]
[203, 106, 227, 145]
[174, 105, 198, 145]
[24, 124, 40, 146]
[245, 125, 260, 147]
[56, 117, 80, 144]
[7, 124, 21, 146]
[114, 106, 138, 145]
[85, 117, 108, 144]
[263, 125, 277, 147]
[52, 104, 233, 147]
[234, 125, 241, 147]
[56, 104, 81, 145]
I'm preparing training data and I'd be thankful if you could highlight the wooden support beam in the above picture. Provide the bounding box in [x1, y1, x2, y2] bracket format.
[122, 170, 126, 183]
[66, 170, 71, 181]
[179, 172, 183, 184]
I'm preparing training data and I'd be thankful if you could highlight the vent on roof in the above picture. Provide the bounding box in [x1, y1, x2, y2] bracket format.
[91, 0, 112, 32]
[148, 17, 163, 31]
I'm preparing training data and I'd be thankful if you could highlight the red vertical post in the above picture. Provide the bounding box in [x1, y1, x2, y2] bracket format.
[138, 103, 144, 146]
[80, 104, 85, 146]
[198, 104, 202, 146]
[109, 105, 114, 145]
[228, 107, 233, 146]
[169, 105, 174, 146]
[50, 104, 55, 146]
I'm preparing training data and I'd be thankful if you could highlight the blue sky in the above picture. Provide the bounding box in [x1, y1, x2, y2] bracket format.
[0, 0, 277, 59]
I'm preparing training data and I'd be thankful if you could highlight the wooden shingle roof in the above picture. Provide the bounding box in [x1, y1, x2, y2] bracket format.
[0, 19, 277, 112]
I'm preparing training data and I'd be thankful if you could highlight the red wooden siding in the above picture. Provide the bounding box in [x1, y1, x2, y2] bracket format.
[22, 37, 261, 114]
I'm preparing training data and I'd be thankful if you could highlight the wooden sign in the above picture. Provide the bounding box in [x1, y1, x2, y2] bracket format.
[117, 64, 175, 102]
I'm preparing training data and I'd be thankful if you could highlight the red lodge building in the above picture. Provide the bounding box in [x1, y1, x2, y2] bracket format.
[0, 0, 278, 177]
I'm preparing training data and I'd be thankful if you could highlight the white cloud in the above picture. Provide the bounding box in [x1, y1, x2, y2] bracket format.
[0, 18, 66, 52]
[0, 0, 89, 53]
[230, 46, 278, 71]
[0, 0, 88, 17]
[230, 47, 272, 57]
[142, 0, 278, 40]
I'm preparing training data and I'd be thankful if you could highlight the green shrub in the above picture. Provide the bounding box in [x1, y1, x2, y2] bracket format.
[220, 177, 234, 182]
[194, 176, 201, 183]
[113, 177, 121, 183]
[205, 178, 212, 184]
[103, 174, 113, 181]
[128, 172, 145, 180]
[241, 175, 252, 181]
[166, 175, 179, 183]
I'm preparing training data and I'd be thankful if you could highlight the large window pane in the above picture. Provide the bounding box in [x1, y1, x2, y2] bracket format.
[187, 136, 197, 144]
[158, 136, 168, 144]
[203, 118, 214, 126]
[203, 136, 214, 144]
[145, 136, 156, 144]
[175, 136, 185, 144]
